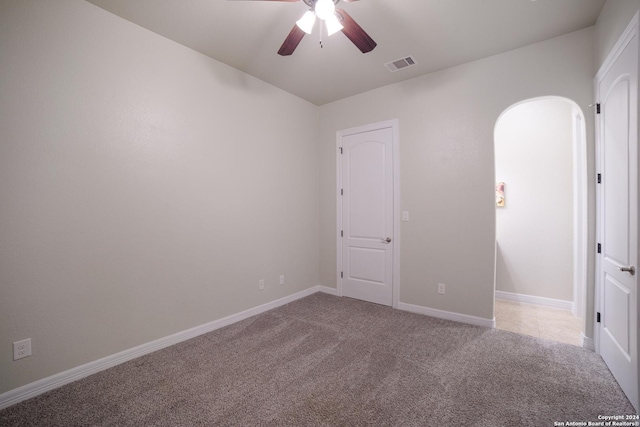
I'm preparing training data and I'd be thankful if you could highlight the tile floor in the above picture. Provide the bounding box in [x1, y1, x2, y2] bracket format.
[494, 299, 583, 346]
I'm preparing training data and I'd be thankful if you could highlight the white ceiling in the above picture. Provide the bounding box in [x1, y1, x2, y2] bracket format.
[85, 0, 605, 105]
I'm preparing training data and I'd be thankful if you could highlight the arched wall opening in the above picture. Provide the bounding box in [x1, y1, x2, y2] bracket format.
[494, 96, 588, 339]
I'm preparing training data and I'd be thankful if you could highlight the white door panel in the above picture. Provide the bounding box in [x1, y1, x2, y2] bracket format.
[349, 247, 386, 283]
[603, 77, 631, 267]
[340, 126, 394, 306]
[349, 141, 388, 238]
[603, 273, 631, 357]
[596, 17, 639, 411]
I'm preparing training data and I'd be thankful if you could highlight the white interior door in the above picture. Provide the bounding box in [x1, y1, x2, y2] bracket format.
[339, 125, 395, 306]
[596, 17, 639, 412]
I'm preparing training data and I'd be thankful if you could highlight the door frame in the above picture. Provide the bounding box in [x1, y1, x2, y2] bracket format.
[572, 105, 588, 321]
[493, 97, 588, 323]
[336, 119, 400, 308]
[594, 10, 639, 404]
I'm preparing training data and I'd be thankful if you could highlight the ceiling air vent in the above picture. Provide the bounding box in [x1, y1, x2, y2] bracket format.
[384, 56, 417, 72]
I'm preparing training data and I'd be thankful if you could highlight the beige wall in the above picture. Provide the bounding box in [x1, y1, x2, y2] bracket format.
[319, 28, 595, 321]
[595, 0, 640, 69]
[495, 98, 574, 301]
[0, 0, 319, 394]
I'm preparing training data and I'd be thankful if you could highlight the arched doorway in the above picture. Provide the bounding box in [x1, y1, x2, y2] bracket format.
[493, 96, 587, 345]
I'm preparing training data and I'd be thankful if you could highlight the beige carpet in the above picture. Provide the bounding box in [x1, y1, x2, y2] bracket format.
[0, 293, 635, 426]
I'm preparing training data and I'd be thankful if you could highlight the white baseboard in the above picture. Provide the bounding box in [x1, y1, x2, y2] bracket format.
[0, 287, 504, 410]
[397, 302, 496, 329]
[0, 286, 321, 411]
[317, 285, 338, 296]
[495, 290, 573, 312]
[581, 333, 595, 351]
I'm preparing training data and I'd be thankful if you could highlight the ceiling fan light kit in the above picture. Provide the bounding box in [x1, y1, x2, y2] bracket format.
[296, 10, 316, 34]
[314, 0, 336, 20]
[296, 0, 343, 38]
[232, 0, 375, 56]
[324, 14, 344, 36]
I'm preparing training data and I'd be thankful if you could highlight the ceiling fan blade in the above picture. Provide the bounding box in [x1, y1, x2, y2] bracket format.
[336, 8, 376, 53]
[341, 0, 360, 2]
[278, 24, 306, 56]
[228, 0, 300, 2]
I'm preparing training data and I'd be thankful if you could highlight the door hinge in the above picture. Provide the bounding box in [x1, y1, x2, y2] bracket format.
[340, 271, 343, 278]
[597, 173, 601, 184]
[597, 312, 601, 323]
[341, 230, 343, 237]
[596, 103, 601, 114]
[340, 188, 343, 196]
[597, 243, 601, 254]
[339, 147, 343, 154]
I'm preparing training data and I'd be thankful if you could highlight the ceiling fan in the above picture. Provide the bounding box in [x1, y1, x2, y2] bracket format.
[234, 0, 376, 56]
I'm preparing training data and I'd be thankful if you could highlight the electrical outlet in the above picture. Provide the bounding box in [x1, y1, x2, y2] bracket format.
[13, 338, 31, 360]
[437, 283, 446, 295]
[279, 275, 285, 285]
[259, 279, 264, 291]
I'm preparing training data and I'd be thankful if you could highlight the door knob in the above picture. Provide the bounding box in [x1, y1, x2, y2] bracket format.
[618, 266, 635, 276]
[381, 237, 391, 243]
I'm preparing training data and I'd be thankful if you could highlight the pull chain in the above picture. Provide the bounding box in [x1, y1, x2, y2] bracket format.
[319, 20, 324, 48]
